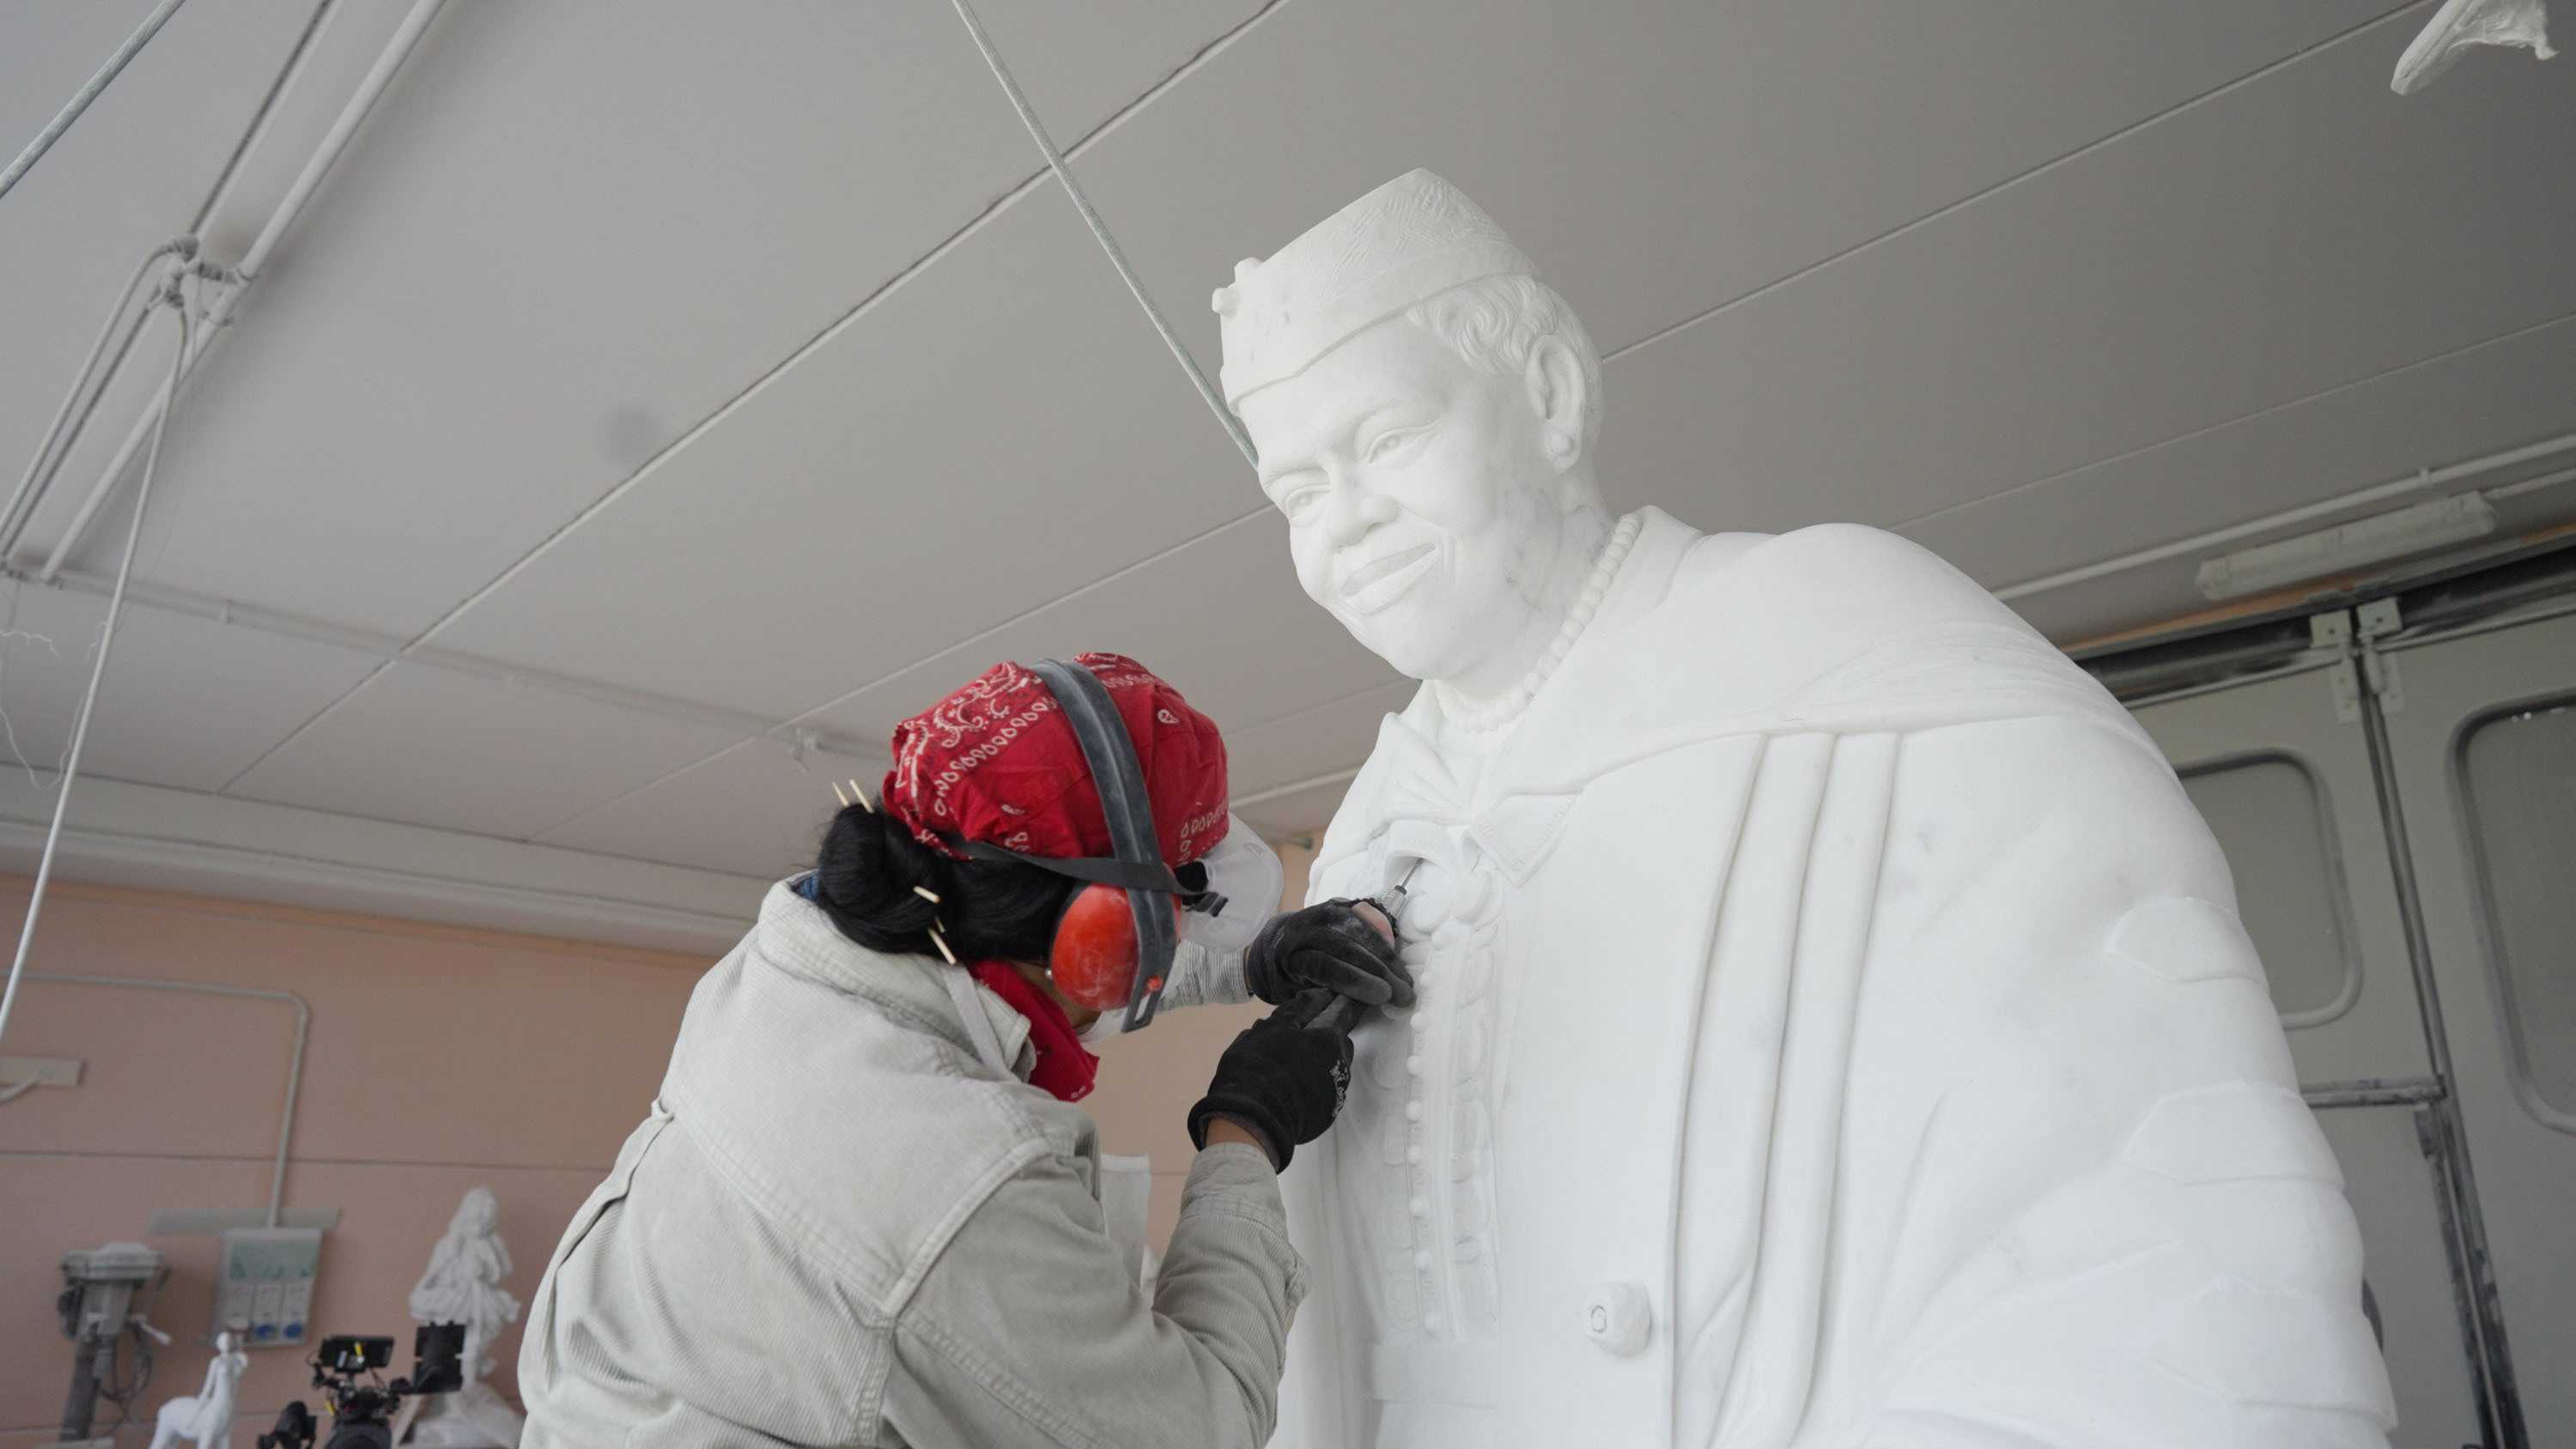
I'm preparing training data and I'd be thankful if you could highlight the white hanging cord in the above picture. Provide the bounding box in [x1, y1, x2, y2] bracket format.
[0, 270, 193, 1052]
[0, 239, 197, 549]
[945, 0, 1256, 466]
[0, 0, 196, 207]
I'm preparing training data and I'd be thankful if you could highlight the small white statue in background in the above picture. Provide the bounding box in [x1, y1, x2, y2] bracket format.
[410, 1186, 519, 1389]
[400, 1186, 525, 1447]
[149, 1330, 246, 1449]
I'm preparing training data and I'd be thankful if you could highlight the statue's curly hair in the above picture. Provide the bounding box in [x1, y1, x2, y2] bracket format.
[1405, 275, 1605, 450]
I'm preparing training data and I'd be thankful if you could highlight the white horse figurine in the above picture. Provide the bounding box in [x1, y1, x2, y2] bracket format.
[149, 1331, 247, 1449]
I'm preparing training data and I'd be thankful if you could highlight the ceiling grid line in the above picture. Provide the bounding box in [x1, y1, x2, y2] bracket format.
[1594, 0, 2426, 370]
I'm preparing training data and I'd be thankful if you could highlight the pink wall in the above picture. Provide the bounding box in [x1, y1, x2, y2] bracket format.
[1, 842, 1315, 1444]
[0, 876, 702, 1446]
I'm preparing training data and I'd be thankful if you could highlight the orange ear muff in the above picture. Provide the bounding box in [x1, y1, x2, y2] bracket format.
[1050, 884, 1186, 1013]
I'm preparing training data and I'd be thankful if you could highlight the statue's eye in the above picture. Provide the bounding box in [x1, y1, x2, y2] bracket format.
[1364, 427, 1425, 465]
[1278, 480, 1327, 524]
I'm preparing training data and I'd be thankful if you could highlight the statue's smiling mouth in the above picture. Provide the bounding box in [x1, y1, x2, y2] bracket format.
[1340, 543, 1435, 614]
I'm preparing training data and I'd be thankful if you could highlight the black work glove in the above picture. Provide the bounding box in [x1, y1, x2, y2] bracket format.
[1242, 899, 1415, 1009]
[1187, 989, 1355, 1171]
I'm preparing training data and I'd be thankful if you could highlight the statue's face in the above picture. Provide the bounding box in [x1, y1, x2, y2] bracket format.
[1240, 318, 1567, 683]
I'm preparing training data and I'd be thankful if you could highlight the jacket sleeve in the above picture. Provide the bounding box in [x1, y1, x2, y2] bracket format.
[880, 1141, 1306, 1449]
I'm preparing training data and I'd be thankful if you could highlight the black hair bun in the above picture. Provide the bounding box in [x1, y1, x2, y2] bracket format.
[811, 806, 947, 952]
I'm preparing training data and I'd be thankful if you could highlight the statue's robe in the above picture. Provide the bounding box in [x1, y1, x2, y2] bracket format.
[1271, 509, 2395, 1449]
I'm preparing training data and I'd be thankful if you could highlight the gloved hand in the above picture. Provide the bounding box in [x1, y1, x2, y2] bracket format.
[1242, 899, 1414, 1009]
[1188, 989, 1356, 1171]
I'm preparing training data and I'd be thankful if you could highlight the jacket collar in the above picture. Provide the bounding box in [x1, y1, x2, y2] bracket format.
[753, 879, 1035, 1076]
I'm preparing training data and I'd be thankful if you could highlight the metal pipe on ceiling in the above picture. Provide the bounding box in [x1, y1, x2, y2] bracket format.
[0, 239, 194, 549]
[21, 0, 450, 583]
[0, 0, 349, 565]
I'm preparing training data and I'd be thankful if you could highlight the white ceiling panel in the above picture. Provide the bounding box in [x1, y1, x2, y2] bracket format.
[0, 0, 338, 495]
[1223, 678, 1413, 798]
[536, 737, 876, 880]
[60, 2, 1071, 634]
[1596, 12, 2576, 542]
[1905, 313, 2576, 621]
[0, 581, 383, 793]
[227, 661, 743, 840]
[1053, 0, 2400, 374]
[789, 508, 1399, 749]
[427, 186, 1271, 721]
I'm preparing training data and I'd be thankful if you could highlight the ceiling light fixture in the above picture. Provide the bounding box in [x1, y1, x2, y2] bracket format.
[2195, 493, 2500, 602]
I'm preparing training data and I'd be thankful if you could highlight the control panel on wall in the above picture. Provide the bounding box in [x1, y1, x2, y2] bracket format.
[213, 1227, 322, 1347]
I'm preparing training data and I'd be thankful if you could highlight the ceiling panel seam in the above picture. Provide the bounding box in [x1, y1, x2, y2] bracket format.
[214, 655, 387, 792]
[1890, 307, 2576, 534]
[777, 505, 1272, 731]
[1595, 1, 2423, 371]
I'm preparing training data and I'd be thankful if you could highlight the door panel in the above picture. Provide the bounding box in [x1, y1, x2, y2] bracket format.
[2382, 608, 2576, 1446]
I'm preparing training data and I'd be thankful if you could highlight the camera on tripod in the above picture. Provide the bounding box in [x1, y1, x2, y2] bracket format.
[255, 1323, 465, 1449]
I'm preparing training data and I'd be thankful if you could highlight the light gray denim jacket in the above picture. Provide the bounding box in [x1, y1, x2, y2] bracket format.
[519, 880, 1304, 1448]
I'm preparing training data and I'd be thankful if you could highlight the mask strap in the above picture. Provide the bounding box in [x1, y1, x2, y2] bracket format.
[1031, 659, 1178, 1033]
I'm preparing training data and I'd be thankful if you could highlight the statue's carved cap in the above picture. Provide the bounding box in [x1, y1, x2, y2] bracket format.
[1212, 168, 1535, 408]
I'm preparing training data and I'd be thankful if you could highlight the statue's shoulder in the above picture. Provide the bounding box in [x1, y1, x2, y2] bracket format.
[1670, 522, 2005, 626]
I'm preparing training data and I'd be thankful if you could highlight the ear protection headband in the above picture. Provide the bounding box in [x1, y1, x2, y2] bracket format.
[948, 659, 1222, 1033]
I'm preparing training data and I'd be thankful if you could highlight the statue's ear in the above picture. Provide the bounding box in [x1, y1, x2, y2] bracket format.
[1523, 336, 1589, 472]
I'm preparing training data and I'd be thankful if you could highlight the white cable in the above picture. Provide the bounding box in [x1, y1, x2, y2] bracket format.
[0, 0, 194, 206]
[0, 239, 196, 550]
[945, 0, 1256, 466]
[0, 1078, 36, 1104]
[0, 279, 192, 1054]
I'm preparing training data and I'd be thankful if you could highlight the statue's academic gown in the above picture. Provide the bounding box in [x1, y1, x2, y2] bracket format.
[1271, 509, 2395, 1449]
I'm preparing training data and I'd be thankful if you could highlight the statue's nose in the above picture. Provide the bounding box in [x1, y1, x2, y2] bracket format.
[1325, 478, 1394, 547]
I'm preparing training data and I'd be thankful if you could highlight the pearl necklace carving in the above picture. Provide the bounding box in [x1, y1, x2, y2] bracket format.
[1435, 511, 1643, 736]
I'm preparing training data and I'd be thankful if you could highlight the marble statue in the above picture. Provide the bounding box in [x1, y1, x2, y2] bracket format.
[149, 1331, 246, 1449]
[402, 1186, 525, 1447]
[1214, 170, 2397, 1448]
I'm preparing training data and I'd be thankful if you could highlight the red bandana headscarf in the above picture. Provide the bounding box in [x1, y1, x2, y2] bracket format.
[881, 653, 1229, 1101]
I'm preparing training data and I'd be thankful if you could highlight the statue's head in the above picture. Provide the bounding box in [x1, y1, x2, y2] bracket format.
[1217, 171, 1605, 685]
[453, 1185, 498, 1237]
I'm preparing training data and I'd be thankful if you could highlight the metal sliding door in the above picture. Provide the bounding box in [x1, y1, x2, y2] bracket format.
[2373, 603, 2576, 1446]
